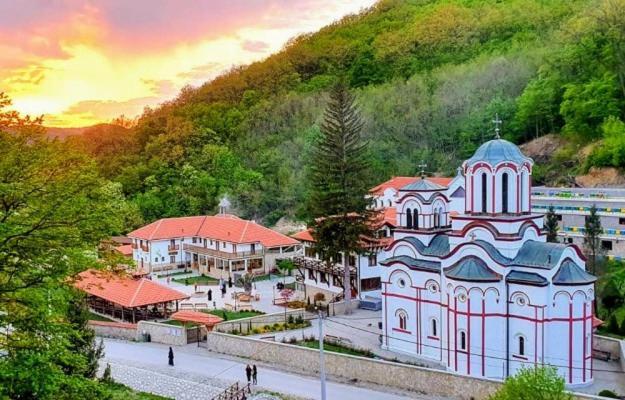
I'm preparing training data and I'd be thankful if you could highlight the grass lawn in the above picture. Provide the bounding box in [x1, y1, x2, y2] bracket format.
[299, 340, 375, 358]
[156, 270, 192, 278]
[103, 382, 171, 400]
[88, 311, 115, 322]
[172, 275, 218, 285]
[160, 320, 199, 327]
[205, 309, 264, 321]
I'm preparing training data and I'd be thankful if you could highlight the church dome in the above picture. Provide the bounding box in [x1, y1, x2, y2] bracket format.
[465, 139, 532, 167]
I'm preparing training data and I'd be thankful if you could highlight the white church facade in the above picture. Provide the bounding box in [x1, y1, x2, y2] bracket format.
[380, 138, 597, 386]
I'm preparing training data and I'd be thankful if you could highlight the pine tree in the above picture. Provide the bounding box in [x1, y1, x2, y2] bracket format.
[306, 81, 376, 314]
[584, 204, 603, 275]
[545, 205, 560, 243]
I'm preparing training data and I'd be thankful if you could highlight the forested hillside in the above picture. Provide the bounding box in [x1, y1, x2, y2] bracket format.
[75, 0, 625, 227]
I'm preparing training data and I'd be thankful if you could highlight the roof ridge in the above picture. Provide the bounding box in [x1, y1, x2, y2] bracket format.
[197, 215, 209, 237]
[129, 279, 145, 307]
[150, 219, 164, 240]
[239, 220, 250, 242]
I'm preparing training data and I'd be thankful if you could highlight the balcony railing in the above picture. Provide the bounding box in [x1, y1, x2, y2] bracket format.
[292, 256, 356, 277]
[140, 244, 149, 252]
[131, 243, 138, 249]
[168, 244, 179, 252]
[182, 244, 262, 260]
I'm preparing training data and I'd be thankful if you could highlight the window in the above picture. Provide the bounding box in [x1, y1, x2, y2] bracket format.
[308, 269, 314, 280]
[396, 310, 407, 330]
[170, 255, 176, 263]
[154, 257, 158, 262]
[518, 336, 525, 356]
[502, 173, 509, 213]
[434, 208, 439, 228]
[431, 319, 438, 337]
[388, 200, 392, 207]
[161, 257, 165, 261]
[192, 237, 197, 244]
[406, 208, 413, 229]
[397, 278, 406, 288]
[567, 237, 573, 244]
[459, 331, 467, 351]
[170, 239, 175, 246]
[413, 209, 419, 229]
[320, 272, 327, 284]
[481, 173, 487, 213]
[368, 254, 377, 266]
[556, 214, 562, 221]
[601, 240, 613, 251]
[361, 277, 381, 291]
[620, 217, 625, 225]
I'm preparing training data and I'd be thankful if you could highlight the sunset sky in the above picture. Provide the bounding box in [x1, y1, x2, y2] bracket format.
[1, 0, 375, 127]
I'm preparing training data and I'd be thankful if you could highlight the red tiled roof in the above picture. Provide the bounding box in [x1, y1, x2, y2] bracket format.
[370, 176, 453, 195]
[88, 320, 137, 329]
[127, 214, 299, 247]
[171, 310, 223, 327]
[291, 229, 314, 242]
[382, 207, 397, 227]
[115, 244, 133, 256]
[593, 316, 603, 328]
[74, 269, 189, 308]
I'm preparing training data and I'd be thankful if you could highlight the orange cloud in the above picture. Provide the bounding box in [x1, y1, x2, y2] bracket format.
[0, 0, 376, 127]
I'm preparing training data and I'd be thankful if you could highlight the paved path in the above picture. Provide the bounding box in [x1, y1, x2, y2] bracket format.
[102, 339, 434, 400]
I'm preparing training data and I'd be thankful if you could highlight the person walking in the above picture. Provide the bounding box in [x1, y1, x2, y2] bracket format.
[245, 364, 252, 384]
[252, 364, 257, 385]
[166, 276, 170, 285]
[207, 288, 212, 301]
[228, 276, 232, 288]
[168, 347, 174, 366]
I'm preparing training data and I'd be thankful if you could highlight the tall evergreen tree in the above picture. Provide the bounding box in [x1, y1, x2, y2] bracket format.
[307, 81, 375, 314]
[545, 205, 560, 243]
[584, 204, 603, 275]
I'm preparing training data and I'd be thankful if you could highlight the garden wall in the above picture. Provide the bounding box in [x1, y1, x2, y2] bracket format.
[214, 309, 309, 335]
[594, 335, 625, 373]
[204, 332, 603, 400]
[136, 321, 187, 346]
[89, 321, 137, 341]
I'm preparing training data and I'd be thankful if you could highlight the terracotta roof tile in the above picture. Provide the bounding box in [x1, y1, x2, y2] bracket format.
[74, 269, 189, 308]
[114, 244, 133, 256]
[291, 229, 314, 242]
[171, 310, 223, 327]
[127, 214, 299, 248]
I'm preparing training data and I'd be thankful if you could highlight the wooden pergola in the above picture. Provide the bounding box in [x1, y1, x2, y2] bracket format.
[74, 269, 189, 323]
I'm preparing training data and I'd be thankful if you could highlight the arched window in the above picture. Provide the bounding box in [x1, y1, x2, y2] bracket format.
[481, 173, 488, 213]
[518, 336, 525, 356]
[431, 319, 438, 337]
[433, 208, 439, 228]
[459, 331, 467, 350]
[388, 200, 392, 207]
[396, 310, 407, 330]
[502, 173, 509, 214]
[413, 209, 419, 229]
[406, 209, 413, 229]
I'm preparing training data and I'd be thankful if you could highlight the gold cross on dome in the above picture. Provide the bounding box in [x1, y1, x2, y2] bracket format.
[492, 113, 503, 139]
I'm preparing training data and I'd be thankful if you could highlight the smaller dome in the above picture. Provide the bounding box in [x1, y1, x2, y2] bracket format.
[400, 178, 446, 191]
[465, 139, 532, 167]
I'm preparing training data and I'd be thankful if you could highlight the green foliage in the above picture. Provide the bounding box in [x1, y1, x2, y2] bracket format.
[101, 364, 113, 384]
[67, 0, 625, 224]
[0, 95, 133, 399]
[488, 366, 572, 400]
[586, 117, 625, 169]
[598, 390, 620, 399]
[584, 205, 603, 275]
[545, 206, 560, 243]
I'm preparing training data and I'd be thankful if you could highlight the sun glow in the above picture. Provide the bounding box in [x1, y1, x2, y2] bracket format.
[0, 1, 375, 127]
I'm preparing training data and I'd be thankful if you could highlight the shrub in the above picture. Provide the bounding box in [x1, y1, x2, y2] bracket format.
[598, 390, 619, 399]
[288, 337, 298, 344]
[263, 325, 271, 330]
[251, 328, 261, 334]
[288, 315, 295, 324]
[488, 366, 571, 400]
[607, 314, 620, 334]
[295, 315, 304, 324]
[101, 363, 113, 384]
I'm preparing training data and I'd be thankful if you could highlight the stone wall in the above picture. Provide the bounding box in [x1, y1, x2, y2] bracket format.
[214, 309, 309, 335]
[204, 332, 603, 400]
[89, 321, 137, 341]
[594, 335, 625, 373]
[136, 321, 187, 346]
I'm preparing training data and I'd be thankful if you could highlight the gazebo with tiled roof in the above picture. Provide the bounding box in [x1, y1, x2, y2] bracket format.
[74, 269, 189, 323]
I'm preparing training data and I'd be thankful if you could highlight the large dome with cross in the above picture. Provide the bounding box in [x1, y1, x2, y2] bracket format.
[465, 138, 533, 167]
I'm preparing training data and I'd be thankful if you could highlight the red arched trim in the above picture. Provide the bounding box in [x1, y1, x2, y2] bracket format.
[495, 162, 519, 172]
[397, 192, 450, 205]
[469, 162, 493, 172]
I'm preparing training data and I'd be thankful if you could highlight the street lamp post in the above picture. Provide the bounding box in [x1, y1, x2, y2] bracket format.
[318, 308, 327, 400]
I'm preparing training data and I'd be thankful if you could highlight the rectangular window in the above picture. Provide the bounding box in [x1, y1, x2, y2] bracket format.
[308, 269, 314, 280]
[320, 272, 327, 284]
[361, 277, 381, 292]
[368, 254, 377, 266]
[601, 240, 613, 251]
[154, 257, 158, 262]
[620, 217, 625, 225]
[161, 257, 165, 261]
[556, 214, 562, 221]
[170, 255, 176, 264]
[567, 237, 573, 244]
[192, 237, 197, 244]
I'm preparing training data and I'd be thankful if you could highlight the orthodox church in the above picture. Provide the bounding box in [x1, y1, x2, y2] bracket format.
[379, 135, 596, 386]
